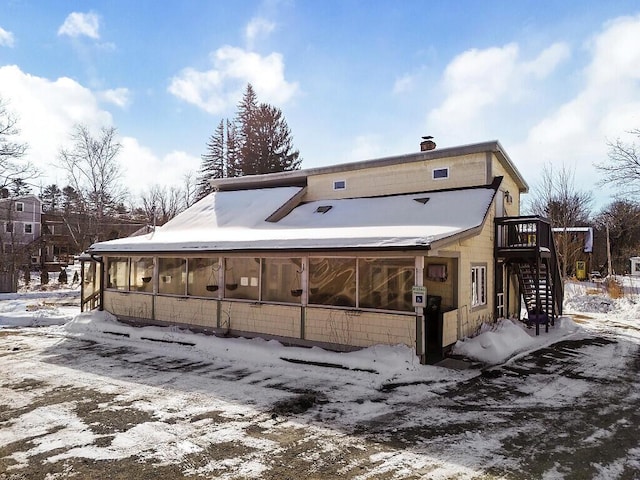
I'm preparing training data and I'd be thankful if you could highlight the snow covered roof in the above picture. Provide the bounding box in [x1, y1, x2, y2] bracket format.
[88, 184, 498, 254]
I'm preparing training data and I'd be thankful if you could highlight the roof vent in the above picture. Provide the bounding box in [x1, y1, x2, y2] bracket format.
[414, 197, 430, 205]
[315, 205, 333, 214]
[420, 135, 436, 151]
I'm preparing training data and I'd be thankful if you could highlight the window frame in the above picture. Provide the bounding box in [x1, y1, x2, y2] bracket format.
[333, 179, 347, 191]
[15, 202, 24, 212]
[432, 167, 449, 180]
[24, 223, 33, 234]
[471, 264, 487, 309]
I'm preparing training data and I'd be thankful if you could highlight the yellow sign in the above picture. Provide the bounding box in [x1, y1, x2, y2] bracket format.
[576, 261, 586, 280]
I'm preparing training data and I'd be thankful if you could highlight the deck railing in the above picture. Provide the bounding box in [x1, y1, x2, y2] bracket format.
[495, 216, 564, 317]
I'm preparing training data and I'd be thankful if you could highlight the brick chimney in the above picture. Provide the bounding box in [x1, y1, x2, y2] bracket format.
[420, 136, 436, 151]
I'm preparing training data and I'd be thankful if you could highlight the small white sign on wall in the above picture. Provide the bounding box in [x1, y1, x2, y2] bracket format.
[412, 286, 427, 307]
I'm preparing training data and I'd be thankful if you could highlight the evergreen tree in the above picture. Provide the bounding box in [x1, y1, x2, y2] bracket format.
[197, 83, 302, 189]
[236, 84, 260, 176]
[226, 119, 242, 178]
[10, 178, 31, 196]
[252, 103, 301, 174]
[42, 184, 62, 212]
[62, 186, 81, 214]
[197, 119, 225, 200]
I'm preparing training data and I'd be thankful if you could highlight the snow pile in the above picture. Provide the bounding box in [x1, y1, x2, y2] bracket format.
[64, 311, 422, 377]
[452, 319, 535, 364]
[452, 316, 583, 365]
[564, 294, 614, 314]
[0, 291, 79, 327]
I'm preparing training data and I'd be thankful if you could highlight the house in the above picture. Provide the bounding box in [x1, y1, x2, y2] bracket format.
[82, 140, 563, 363]
[0, 194, 43, 250]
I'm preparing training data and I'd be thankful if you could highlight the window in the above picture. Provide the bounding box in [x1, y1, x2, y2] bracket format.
[471, 264, 487, 308]
[15, 202, 24, 212]
[158, 258, 186, 295]
[309, 257, 356, 307]
[358, 258, 414, 311]
[224, 257, 260, 300]
[130, 257, 154, 292]
[5, 222, 13, 233]
[333, 180, 346, 190]
[188, 257, 220, 297]
[107, 257, 129, 290]
[24, 223, 33, 234]
[432, 167, 449, 180]
[262, 258, 302, 303]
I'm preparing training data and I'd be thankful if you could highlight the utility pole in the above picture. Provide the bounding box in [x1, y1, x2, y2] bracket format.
[606, 223, 613, 277]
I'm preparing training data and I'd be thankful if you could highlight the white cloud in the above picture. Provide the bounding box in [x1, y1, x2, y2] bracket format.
[245, 17, 276, 49]
[98, 88, 131, 108]
[58, 12, 100, 39]
[0, 65, 112, 186]
[511, 14, 640, 207]
[426, 42, 571, 142]
[348, 134, 383, 161]
[0, 26, 14, 47]
[522, 42, 571, 79]
[168, 45, 298, 114]
[392, 74, 416, 95]
[119, 138, 200, 197]
[0, 65, 196, 196]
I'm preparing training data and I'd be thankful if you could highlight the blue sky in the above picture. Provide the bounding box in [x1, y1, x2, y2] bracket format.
[1, 1, 640, 210]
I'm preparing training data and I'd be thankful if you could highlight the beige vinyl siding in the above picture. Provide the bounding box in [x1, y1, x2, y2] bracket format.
[104, 291, 153, 319]
[305, 153, 489, 201]
[155, 296, 217, 328]
[221, 301, 302, 339]
[304, 308, 416, 348]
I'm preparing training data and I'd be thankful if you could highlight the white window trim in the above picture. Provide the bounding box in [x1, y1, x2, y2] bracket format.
[471, 264, 487, 308]
[15, 202, 24, 212]
[333, 179, 347, 190]
[24, 223, 34, 234]
[432, 167, 449, 180]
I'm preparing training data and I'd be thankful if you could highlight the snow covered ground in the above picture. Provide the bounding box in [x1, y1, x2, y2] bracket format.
[0, 277, 639, 478]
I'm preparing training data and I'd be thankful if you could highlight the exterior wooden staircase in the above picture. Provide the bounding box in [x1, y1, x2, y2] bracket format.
[495, 216, 564, 334]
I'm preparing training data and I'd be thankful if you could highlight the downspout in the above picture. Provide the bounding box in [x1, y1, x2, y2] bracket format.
[90, 253, 104, 311]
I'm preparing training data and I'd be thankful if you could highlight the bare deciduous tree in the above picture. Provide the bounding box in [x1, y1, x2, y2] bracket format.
[59, 125, 125, 219]
[0, 97, 37, 190]
[526, 163, 593, 277]
[596, 128, 640, 195]
[140, 184, 184, 226]
[58, 124, 127, 243]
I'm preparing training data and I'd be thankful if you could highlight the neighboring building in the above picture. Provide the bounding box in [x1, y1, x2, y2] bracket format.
[552, 226, 594, 280]
[630, 257, 640, 276]
[0, 194, 43, 251]
[82, 141, 563, 363]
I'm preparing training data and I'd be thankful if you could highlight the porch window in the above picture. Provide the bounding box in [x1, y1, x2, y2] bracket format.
[471, 264, 487, 308]
[188, 257, 220, 297]
[224, 257, 260, 300]
[158, 257, 186, 295]
[262, 258, 302, 303]
[358, 258, 414, 311]
[309, 258, 356, 307]
[130, 257, 154, 293]
[107, 257, 129, 290]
